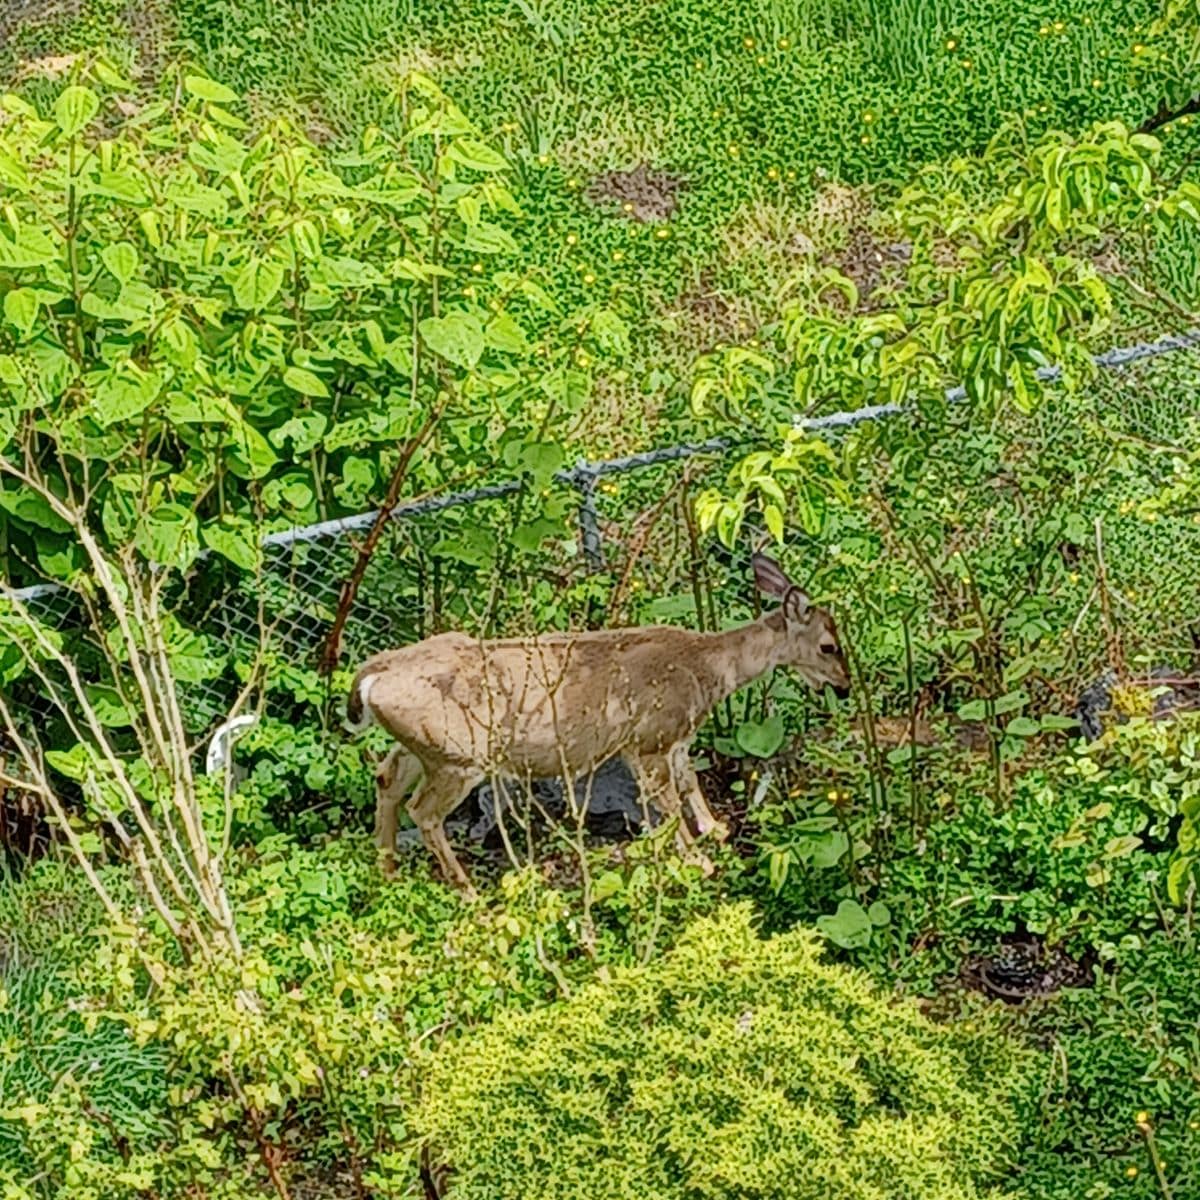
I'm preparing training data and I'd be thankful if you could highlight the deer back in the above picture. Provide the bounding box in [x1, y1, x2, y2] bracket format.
[356, 625, 731, 775]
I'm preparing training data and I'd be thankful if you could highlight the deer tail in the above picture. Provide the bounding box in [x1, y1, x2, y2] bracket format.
[346, 661, 383, 733]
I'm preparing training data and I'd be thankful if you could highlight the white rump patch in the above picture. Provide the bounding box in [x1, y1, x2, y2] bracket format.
[346, 672, 378, 733]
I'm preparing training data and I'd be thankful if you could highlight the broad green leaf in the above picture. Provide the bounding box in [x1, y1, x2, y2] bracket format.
[0, 486, 70, 532]
[1167, 855, 1196, 905]
[592, 871, 623, 903]
[2, 288, 38, 338]
[282, 366, 330, 398]
[590, 308, 630, 357]
[512, 515, 566, 552]
[434, 528, 496, 567]
[0, 227, 57, 269]
[46, 746, 89, 782]
[135, 503, 200, 571]
[485, 312, 530, 355]
[1040, 714, 1080, 731]
[81, 281, 160, 323]
[1005, 716, 1041, 738]
[92, 59, 134, 90]
[202, 516, 261, 571]
[456, 194, 482, 226]
[315, 256, 384, 289]
[84, 685, 132, 729]
[735, 716, 786, 759]
[269, 411, 328, 452]
[1103, 834, 1142, 860]
[100, 242, 139, 284]
[0, 355, 24, 388]
[184, 75, 240, 105]
[419, 311, 485, 369]
[810, 831, 848, 869]
[504, 440, 564, 487]
[89, 364, 164, 426]
[816, 899, 873, 949]
[540, 366, 590, 412]
[763, 503, 784, 543]
[795, 485, 826, 536]
[0, 148, 29, 192]
[291, 218, 321, 260]
[459, 221, 518, 255]
[165, 625, 226, 684]
[53, 86, 100, 137]
[448, 137, 508, 172]
[232, 257, 284, 311]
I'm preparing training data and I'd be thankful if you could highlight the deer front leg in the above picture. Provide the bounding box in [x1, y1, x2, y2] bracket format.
[375, 748, 423, 877]
[625, 752, 714, 877]
[406, 766, 483, 898]
[669, 743, 729, 843]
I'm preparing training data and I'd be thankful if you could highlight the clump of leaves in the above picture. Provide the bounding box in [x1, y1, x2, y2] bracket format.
[418, 902, 1030, 1200]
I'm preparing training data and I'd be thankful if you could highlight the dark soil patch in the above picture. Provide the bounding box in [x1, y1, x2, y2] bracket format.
[586, 162, 685, 222]
[675, 269, 745, 346]
[0, 0, 79, 43]
[961, 934, 1094, 1003]
[825, 227, 911, 313]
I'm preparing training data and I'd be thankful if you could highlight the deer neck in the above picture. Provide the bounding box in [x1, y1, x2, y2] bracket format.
[705, 611, 789, 703]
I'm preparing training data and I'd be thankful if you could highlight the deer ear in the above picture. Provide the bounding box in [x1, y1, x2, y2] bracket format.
[752, 553, 793, 599]
[783, 586, 811, 623]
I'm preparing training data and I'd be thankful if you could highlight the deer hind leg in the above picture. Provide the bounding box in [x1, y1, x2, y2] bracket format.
[625, 751, 714, 877]
[668, 743, 729, 843]
[375, 748, 423, 876]
[407, 766, 484, 898]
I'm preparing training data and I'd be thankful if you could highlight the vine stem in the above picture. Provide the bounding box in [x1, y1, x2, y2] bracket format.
[1137, 1117, 1175, 1200]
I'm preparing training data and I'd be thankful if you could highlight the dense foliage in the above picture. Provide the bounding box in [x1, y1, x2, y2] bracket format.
[419, 903, 1028, 1200]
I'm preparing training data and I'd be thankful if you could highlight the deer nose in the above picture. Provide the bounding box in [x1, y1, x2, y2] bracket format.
[831, 683, 851, 701]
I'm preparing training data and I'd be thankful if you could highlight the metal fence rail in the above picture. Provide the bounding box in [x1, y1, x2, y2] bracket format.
[7, 326, 1200, 603]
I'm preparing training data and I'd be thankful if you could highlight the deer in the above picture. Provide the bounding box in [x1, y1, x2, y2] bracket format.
[346, 553, 851, 895]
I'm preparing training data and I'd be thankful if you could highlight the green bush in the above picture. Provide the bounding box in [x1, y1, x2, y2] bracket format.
[418, 902, 1030, 1200]
[1014, 929, 1200, 1199]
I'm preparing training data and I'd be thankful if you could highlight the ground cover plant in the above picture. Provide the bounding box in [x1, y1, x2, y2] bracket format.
[1, 1, 1200, 1198]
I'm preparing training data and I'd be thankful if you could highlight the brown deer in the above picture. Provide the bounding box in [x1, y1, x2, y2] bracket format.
[347, 553, 850, 894]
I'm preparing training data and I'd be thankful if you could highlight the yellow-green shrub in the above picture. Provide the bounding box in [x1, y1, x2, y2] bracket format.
[418, 903, 1030, 1200]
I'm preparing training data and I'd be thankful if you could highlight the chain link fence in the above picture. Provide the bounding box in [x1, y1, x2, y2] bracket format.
[6, 327, 1200, 746]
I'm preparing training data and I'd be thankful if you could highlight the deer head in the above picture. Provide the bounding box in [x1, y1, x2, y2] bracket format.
[751, 552, 851, 696]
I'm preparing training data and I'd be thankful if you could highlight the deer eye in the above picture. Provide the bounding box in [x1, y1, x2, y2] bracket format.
[819, 643, 838, 656]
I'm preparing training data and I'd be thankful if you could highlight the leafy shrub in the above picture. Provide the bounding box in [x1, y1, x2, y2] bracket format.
[417, 902, 1030, 1200]
[0, 835, 730, 1198]
[0, 956, 171, 1193]
[740, 708, 1192, 985]
[1014, 928, 1200, 1199]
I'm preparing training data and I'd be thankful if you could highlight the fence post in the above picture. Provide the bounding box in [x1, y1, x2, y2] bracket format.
[572, 461, 604, 572]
